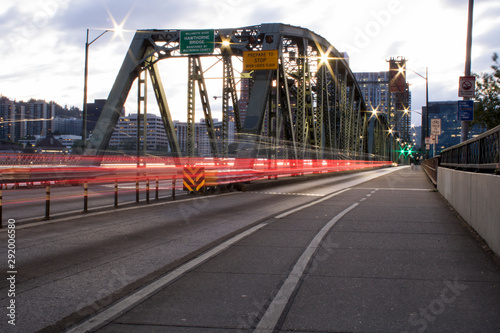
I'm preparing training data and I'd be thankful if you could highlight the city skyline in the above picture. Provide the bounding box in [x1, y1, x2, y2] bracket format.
[1, 0, 499, 127]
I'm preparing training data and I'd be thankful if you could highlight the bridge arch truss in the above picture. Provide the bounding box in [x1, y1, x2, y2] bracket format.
[84, 23, 391, 162]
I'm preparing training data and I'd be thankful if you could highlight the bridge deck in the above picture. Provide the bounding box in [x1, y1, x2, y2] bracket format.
[79, 168, 500, 332]
[2, 167, 499, 333]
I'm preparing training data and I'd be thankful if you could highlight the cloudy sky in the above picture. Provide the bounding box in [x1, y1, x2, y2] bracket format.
[1, 0, 499, 126]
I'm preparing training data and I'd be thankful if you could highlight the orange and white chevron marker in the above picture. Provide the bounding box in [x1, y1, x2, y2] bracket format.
[183, 167, 205, 192]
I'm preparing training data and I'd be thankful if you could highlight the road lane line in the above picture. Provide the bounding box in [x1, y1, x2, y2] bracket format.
[273, 167, 401, 220]
[65, 221, 268, 333]
[274, 188, 351, 219]
[254, 202, 360, 333]
[354, 187, 432, 191]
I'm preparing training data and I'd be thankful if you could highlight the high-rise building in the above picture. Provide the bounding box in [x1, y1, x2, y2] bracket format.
[1, 99, 56, 141]
[108, 113, 169, 152]
[87, 99, 125, 136]
[423, 101, 485, 157]
[354, 57, 412, 143]
[354, 71, 391, 114]
[25, 100, 55, 136]
[0, 100, 29, 142]
[173, 115, 236, 157]
[86, 99, 105, 136]
[412, 125, 422, 150]
[53, 117, 82, 136]
[0, 100, 15, 141]
[388, 57, 411, 143]
[238, 75, 250, 127]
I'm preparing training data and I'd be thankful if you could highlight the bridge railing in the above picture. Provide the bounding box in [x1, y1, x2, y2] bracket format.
[0, 157, 391, 225]
[421, 157, 440, 185]
[421, 125, 500, 185]
[440, 125, 500, 173]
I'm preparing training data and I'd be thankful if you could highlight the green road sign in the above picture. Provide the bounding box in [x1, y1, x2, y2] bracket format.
[180, 30, 215, 55]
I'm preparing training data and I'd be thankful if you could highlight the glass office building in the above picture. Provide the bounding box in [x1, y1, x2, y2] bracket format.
[424, 101, 485, 157]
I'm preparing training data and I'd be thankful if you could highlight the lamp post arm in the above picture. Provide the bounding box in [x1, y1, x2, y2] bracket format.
[88, 30, 109, 46]
[407, 68, 427, 81]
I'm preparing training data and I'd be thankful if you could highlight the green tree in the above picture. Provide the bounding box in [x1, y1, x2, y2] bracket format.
[473, 53, 500, 130]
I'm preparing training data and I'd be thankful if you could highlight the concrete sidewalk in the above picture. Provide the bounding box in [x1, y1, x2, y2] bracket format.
[280, 167, 500, 332]
[86, 167, 500, 333]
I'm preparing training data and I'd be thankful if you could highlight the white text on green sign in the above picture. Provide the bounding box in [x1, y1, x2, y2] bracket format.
[180, 30, 215, 54]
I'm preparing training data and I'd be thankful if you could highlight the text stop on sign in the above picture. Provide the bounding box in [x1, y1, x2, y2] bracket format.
[243, 50, 279, 71]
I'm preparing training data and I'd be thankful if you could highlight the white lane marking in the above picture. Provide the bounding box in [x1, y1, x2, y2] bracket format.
[254, 203, 360, 333]
[66, 222, 268, 333]
[354, 187, 432, 191]
[274, 188, 351, 219]
[249, 191, 325, 197]
[272, 167, 401, 219]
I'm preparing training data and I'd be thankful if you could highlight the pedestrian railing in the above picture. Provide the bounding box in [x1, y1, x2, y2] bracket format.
[440, 125, 500, 173]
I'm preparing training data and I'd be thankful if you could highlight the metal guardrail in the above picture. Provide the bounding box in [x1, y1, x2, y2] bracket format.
[440, 125, 500, 173]
[0, 158, 392, 227]
[421, 157, 440, 186]
[0, 154, 176, 166]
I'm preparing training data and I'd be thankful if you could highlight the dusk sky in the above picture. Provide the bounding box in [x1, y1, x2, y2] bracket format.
[1, 0, 499, 126]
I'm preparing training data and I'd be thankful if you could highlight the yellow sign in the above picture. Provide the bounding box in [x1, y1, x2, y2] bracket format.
[243, 50, 278, 71]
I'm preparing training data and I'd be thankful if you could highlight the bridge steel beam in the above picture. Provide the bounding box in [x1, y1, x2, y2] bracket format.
[84, 24, 388, 164]
[147, 56, 182, 158]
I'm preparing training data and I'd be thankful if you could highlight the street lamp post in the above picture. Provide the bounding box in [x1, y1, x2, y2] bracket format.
[407, 67, 429, 158]
[82, 29, 109, 150]
[462, 0, 474, 142]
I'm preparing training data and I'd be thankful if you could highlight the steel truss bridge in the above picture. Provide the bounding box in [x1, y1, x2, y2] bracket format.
[84, 23, 394, 164]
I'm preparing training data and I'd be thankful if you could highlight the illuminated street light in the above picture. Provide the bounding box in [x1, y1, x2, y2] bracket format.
[82, 25, 127, 150]
[406, 67, 429, 158]
[82, 29, 110, 149]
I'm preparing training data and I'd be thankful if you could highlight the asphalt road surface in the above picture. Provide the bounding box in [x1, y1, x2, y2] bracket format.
[1, 179, 181, 223]
[1, 167, 499, 333]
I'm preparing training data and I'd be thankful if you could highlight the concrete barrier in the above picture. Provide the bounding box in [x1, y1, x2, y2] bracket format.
[438, 167, 500, 257]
